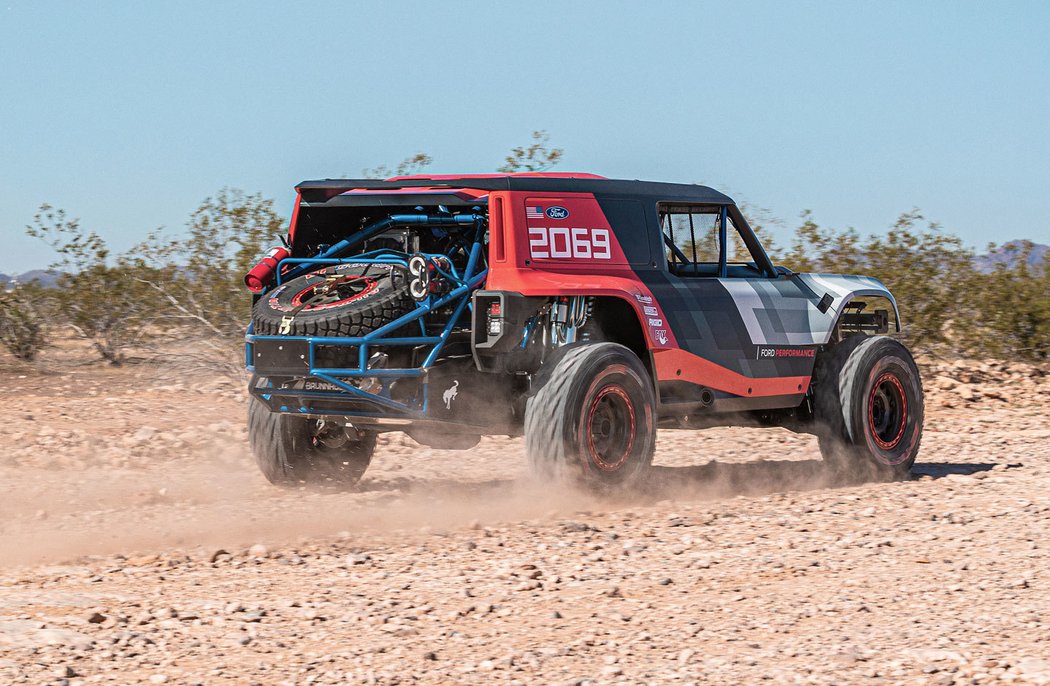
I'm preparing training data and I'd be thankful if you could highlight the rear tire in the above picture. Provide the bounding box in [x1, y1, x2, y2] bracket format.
[524, 343, 656, 493]
[248, 396, 376, 488]
[813, 335, 924, 480]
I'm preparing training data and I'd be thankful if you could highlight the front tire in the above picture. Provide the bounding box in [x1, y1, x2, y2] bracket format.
[524, 343, 656, 493]
[248, 396, 376, 488]
[813, 335, 924, 480]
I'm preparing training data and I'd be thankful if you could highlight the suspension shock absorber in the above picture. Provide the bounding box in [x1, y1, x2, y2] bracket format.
[549, 296, 569, 347]
[577, 297, 595, 341]
[549, 296, 591, 347]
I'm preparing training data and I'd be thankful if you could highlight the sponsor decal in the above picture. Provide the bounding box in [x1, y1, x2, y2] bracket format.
[545, 205, 569, 220]
[302, 380, 341, 391]
[647, 318, 663, 327]
[756, 346, 816, 359]
[334, 262, 388, 272]
[267, 283, 291, 309]
[643, 305, 658, 316]
[528, 227, 612, 260]
[633, 293, 653, 304]
[281, 379, 341, 392]
[654, 329, 669, 345]
[442, 379, 459, 410]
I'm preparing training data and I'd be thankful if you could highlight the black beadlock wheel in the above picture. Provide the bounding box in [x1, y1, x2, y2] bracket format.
[813, 335, 924, 480]
[524, 343, 656, 493]
[248, 396, 376, 488]
[251, 262, 413, 337]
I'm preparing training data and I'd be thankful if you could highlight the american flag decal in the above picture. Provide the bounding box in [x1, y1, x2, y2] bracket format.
[525, 205, 543, 219]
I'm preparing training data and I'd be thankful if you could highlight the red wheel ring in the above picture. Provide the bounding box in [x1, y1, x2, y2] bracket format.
[867, 372, 907, 451]
[585, 385, 637, 472]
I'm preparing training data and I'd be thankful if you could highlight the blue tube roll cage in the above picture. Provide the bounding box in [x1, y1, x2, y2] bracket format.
[246, 212, 488, 419]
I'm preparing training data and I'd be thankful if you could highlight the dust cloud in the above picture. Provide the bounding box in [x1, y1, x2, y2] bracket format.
[0, 422, 847, 568]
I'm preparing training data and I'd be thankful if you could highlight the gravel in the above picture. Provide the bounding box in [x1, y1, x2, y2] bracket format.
[0, 359, 1047, 683]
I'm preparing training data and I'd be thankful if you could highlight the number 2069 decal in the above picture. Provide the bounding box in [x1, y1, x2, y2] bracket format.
[528, 227, 611, 260]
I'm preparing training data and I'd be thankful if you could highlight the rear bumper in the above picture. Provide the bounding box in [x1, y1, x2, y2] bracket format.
[248, 371, 517, 434]
[248, 374, 422, 420]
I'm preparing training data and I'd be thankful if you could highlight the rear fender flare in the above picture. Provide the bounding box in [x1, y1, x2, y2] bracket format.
[483, 270, 677, 351]
[586, 295, 653, 372]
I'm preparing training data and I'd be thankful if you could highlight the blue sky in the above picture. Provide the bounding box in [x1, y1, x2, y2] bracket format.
[2, 1, 1048, 272]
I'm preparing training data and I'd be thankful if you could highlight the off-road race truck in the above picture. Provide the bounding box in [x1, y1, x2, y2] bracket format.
[244, 173, 923, 491]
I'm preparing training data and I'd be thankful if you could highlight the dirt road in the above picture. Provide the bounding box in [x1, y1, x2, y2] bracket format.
[1, 361, 1048, 684]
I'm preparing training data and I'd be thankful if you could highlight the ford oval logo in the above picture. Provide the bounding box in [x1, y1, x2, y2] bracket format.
[545, 206, 570, 220]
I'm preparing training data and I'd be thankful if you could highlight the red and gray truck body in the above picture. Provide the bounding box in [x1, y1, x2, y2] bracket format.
[245, 173, 899, 436]
[243, 172, 894, 422]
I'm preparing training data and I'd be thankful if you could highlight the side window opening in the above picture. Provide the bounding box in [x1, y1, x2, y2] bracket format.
[660, 205, 722, 277]
[660, 203, 767, 278]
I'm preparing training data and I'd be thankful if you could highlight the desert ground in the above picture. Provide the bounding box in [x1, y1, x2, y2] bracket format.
[0, 350, 1048, 685]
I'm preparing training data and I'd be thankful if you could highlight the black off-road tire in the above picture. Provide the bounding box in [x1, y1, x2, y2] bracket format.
[252, 263, 413, 337]
[524, 343, 656, 493]
[248, 396, 377, 488]
[813, 335, 924, 481]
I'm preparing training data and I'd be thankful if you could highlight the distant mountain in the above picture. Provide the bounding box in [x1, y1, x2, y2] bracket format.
[976, 241, 1048, 273]
[0, 270, 63, 288]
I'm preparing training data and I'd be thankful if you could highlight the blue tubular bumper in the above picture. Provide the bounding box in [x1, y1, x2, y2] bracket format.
[245, 214, 487, 421]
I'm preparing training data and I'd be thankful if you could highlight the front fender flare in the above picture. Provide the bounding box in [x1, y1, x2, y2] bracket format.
[795, 273, 901, 344]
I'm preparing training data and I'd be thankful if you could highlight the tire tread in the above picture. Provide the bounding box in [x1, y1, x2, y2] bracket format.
[813, 335, 923, 479]
[247, 396, 376, 488]
[524, 343, 655, 490]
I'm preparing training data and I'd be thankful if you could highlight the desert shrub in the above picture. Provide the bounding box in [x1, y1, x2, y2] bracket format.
[779, 210, 868, 275]
[778, 210, 976, 355]
[129, 188, 285, 342]
[778, 211, 1049, 361]
[25, 204, 169, 365]
[965, 241, 1049, 360]
[21, 134, 1046, 365]
[0, 286, 47, 361]
[363, 153, 433, 178]
[498, 131, 564, 173]
[858, 212, 976, 353]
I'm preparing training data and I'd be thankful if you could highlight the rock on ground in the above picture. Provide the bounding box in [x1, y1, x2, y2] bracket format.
[0, 358, 1047, 684]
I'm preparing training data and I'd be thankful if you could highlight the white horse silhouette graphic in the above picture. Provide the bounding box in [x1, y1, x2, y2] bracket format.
[442, 380, 459, 409]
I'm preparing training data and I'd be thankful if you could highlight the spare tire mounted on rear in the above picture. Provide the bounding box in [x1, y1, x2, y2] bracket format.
[251, 263, 414, 337]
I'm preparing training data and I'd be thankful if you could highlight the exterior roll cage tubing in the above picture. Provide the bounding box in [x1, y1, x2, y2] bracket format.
[718, 205, 728, 279]
[248, 214, 487, 417]
[282, 212, 485, 283]
[725, 204, 776, 277]
[663, 234, 690, 265]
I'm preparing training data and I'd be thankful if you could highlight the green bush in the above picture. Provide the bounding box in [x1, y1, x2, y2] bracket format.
[965, 241, 1049, 359]
[24, 204, 172, 364]
[21, 134, 1048, 364]
[778, 210, 1047, 360]
[129, 188, 285, 340]
[0, 287, 47, 362]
